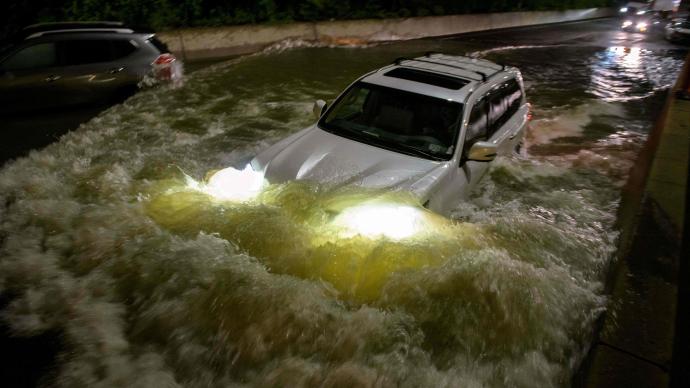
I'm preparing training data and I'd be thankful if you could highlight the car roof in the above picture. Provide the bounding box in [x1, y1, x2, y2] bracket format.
[360, 53, 511, 103]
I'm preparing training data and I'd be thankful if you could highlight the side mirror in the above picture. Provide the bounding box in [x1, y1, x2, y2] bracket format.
[313, 99, 327, 119]
[467, 141, 498, 162]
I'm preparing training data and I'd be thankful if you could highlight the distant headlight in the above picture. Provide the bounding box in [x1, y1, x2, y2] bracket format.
[637, 22, 648, 31]
[636, 10, 645, 15]
[620, 7, 628, 12]
[623, 20, 633, 27]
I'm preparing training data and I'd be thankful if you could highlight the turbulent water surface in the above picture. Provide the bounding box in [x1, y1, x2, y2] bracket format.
[0, 34, 686, 387]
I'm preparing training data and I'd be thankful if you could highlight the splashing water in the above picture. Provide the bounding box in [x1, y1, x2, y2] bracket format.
[0, 42, 684, 387]
[191, 165, 267, 202]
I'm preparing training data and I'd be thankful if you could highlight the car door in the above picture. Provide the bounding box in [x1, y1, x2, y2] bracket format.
[0, 41, 61, 114]
[460, 96, 494, 195]
[52, 38, 138, 105]
[427, 97, 490, 214]
[486, 83, 512, 154]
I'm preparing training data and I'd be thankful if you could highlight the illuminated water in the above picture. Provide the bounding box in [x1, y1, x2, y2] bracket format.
[0, 38, 685, 386]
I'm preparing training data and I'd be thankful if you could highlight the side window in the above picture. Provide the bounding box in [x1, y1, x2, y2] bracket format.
[1, 43, 57, 71]
[463, 98, 488, 154]
[110, 40, 137, 60]
[487, 79, 522, 136]
[324, 85, 371, 124]
[488, 89, 507, 136]
[58, 40, 114, 66]
[505, 79, 523, 119]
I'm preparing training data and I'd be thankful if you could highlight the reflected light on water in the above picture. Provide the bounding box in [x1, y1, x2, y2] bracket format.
[333, 203, 428, 240]
[188, 165, 266, 201]
[589, 46, 647, 102]
[618, 46, 641, 68]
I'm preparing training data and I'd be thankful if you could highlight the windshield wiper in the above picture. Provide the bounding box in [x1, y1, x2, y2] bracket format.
[324, 121, 378, 142]
[322, 121, 445, 161]
[393, 142, 445, 161]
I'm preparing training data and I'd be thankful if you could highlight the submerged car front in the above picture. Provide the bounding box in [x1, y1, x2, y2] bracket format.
[251, 70, 473, 213]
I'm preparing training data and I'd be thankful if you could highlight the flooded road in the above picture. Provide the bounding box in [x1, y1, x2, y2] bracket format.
[0, 19, 687, 387]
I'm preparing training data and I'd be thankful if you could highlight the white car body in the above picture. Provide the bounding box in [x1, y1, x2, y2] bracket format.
[251, 54, 529, 215]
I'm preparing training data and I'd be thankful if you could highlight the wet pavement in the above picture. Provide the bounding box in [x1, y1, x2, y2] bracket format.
[0, 17, 688, 387]
[580, 53, 690, 388]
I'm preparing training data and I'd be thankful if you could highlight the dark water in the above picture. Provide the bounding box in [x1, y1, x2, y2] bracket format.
[0, 34, 686, 387]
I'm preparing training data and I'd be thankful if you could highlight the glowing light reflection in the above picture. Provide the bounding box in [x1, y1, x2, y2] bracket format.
[190, 165, 266, 202]
[333, 203, 430, 240]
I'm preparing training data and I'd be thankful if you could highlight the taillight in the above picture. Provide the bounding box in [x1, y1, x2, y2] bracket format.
[152, 53, 178, 81]
[154, 53, 176, 65]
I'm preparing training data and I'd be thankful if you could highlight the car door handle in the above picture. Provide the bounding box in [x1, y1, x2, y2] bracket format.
[44, 75, 61, 82]
[108, 67, 125, 74]
[509, 132, 518, 140]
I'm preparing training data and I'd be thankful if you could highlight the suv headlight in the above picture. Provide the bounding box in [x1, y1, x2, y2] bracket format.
[201, 164, 266, 201]
[333, 203, 429, 240]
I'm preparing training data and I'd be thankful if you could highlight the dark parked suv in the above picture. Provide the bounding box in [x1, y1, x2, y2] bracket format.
[0, 21, 179, 114]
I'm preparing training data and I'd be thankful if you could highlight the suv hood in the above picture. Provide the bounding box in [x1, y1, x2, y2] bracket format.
[253, 127, 448, 195]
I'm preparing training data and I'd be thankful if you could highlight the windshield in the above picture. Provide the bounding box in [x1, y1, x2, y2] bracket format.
[319, 82, 462, 161]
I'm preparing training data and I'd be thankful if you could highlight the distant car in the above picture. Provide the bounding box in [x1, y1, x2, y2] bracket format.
[250, 53, 529, 215]
[665, 18, 690, 43]
[0, 21, 180, 114]
[621, 9, 655, 32]
[619, 2, 647, 15]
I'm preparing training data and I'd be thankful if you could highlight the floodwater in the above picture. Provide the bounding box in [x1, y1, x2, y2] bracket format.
[0, 26, 687, 387]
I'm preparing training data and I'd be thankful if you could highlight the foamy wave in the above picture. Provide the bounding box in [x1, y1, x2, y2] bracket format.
[470, 44, 567, 58]
[527, 101, 625, 147]
[0, 41, 651, 387]
[261, 39, 322, 53]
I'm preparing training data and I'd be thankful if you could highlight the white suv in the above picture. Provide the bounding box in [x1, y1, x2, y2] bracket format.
[251, 53, 529, 215]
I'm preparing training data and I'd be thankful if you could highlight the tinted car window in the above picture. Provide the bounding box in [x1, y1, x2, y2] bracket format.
[466, 98, 488, 143]
[58, 40, 113, 65]
[487, 78, 522, 135]
[488, 91, 508, 135]
[384, 68, 469, 90]
[320, 82, 462, 161]
[110, 40, 137, 60]
[505, 79, 523, 118]
[2, 42, 57, 70]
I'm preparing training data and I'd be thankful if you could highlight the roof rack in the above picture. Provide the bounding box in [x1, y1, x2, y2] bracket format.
[20, 21, 133, 40]
[424, 52, 505, 71]
[393, 57, 490, 82]
[26, 28, 134, 39]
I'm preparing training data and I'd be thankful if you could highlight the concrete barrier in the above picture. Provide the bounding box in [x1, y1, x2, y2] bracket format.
[158, 8, 615, 61]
